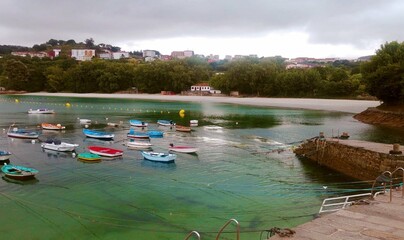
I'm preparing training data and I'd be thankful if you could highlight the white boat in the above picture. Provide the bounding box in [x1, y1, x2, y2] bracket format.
[28, 108, 55, 114]
[141, 151, 176, 163]
[204, 125, 223, 130]
[127, 140, 153, 149]
[0, 150, 12, 161]
[190, 120, 199, 126]
[78, 118, 92, 124]
[129, 120, 148, 127]
[169, 144, 198, 153]
[157, 119, 175, 126]
[41, 139, 78, 152]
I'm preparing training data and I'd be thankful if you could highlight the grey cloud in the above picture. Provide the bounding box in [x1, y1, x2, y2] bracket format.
[0, 0, 403, 48]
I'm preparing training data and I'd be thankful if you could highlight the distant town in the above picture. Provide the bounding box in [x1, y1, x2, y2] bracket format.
[1, 38, 373, 69]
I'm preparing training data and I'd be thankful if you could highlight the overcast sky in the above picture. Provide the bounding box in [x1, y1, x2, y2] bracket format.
[1, 0, 403, 59]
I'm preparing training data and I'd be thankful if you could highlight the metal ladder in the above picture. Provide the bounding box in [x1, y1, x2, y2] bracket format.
[184, 218, 240, 240]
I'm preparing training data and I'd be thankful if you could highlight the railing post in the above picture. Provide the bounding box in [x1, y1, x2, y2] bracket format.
[215, 218, 240, 240]
[184, 230, 201, 240]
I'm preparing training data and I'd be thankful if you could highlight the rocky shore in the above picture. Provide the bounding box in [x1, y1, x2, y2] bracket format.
[354, 107, 404, 128]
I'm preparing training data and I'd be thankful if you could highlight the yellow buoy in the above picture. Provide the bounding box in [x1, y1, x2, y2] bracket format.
[66, 102, 71, 107]
[15, 99, 19, 103]
[179, 109, 185, 114]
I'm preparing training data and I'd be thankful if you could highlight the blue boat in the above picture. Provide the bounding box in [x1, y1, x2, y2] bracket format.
[127, 129, 150, 139]
[7, 126, 39, 139]
[129, 119, 148, 127]
[157, 119, 175, 126]
[82, 129, 114, 140]
[141, 151, 176, 163]
[1, 163, 38, 180]
[147, 130, 164, 138]
[0, 150, 12, 161]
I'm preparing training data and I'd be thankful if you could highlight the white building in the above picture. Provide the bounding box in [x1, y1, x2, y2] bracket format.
[112, 52, 130, 59]
[71, 49, 95, 61]
[190, 83, 221, 94]
[143, 50, 159, 58]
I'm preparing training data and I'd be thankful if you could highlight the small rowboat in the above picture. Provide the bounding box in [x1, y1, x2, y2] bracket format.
[157, 119, 175, 126]
[88, 146, 123, 158]
[7, 126, 39, 139]
[147, 130, 164, 138]
[41, 123, 66, 130]
[0, 150, 12, 161]
[127, 140, 153, 149]
[1, 163, 38, 180]
[204, 125, 223, 130]
[127, 129, 150, 139]
[28, 108, 55, 114]
[77, 152, 101, 162]
[190, 120, 199, 126]
[83, 129, 114, 140]
[41, 139, 79, 152]
[78, 118, 92, 124]
[141, 151, 176, 163]
[175, 125, 192, 132]
[169, 144, 198, 153]
[129, 120, 148, 127]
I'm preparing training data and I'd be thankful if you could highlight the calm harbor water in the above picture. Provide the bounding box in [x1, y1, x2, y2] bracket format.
[0, 95, 403, 239]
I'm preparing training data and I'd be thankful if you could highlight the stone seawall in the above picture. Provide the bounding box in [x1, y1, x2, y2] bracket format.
[294, 139, 404, 181]
[354, 107, 404, 128]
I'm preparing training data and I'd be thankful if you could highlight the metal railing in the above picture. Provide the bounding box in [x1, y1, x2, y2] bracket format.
[215, 218, 240, 240]
[319, 192, 373, 214]
[184, 230, 201, 240]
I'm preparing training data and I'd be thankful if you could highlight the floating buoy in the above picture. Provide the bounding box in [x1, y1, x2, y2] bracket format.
[179, 109, 185, 115]
[66, 102, 71, 107]
[15, 99, 19, 103]
[31, 140, 35, 144]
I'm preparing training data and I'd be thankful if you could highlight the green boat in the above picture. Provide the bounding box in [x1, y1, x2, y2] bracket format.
[1, 163, 38, 180]
[77, 152, 101, 163]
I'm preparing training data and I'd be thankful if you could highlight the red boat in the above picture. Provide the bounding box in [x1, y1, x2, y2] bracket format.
[88, 146, 123, 158]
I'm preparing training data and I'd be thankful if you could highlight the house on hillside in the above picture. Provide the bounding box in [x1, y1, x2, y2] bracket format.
[190, 83, 221, 94]
[71, 49, 95, 61]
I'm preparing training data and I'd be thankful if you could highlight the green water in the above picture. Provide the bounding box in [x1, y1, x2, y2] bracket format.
[0, 95, 403, 239]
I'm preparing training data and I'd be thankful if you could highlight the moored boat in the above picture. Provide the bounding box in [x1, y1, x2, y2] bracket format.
[28, 108, 55, 114]
[129, 119, 148, 127]
[141, 151, 176, 163]
[127, 129, 150, 139]
[190, 120, 199, 126]
[147, 130, 164, 138]
[157, 119, 175, 127]
[88, 146, 123, 158]
[204, 125, 223, 130]
[1, 163, 38, 180]
[127, 140, 153, 149]
[168, 144, 198, 153]
[78, 118, 92, 124]
[0, 150, 12, 161]
[82, 129, 114, 140]
[175, 125, 192, 132]
[41, 123, 66, 130]
[41, 138, 78, 152]
[77, 152, 101, 162]
[7, 126, 39, 139]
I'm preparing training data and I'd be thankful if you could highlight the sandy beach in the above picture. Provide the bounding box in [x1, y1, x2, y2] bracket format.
[22, 92, 380, 114]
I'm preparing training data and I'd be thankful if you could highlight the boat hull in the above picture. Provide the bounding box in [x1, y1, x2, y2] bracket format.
[83, 129, 114, 140]
[169, 146, 198, 153]
[127, 141, 153, 149]
[41, 142, 78, 152]
[1, 164, 38, 180]
[129, 120, 148, 127]
[141, 151, 176, 163]
[41, 123, 65, 130]
[0, 151, 12, 161]
[88, 146, 123, 158]
[157, 120, 175, 126]
[7, 132, 39, 139]
[28, 109, 55, 114]
[77, 152, 101, 162]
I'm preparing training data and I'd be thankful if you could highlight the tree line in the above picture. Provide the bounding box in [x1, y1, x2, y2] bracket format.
[0, 41, 403, 105]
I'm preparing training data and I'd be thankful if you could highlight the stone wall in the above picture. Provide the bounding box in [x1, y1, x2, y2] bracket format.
[294, 139, 404, 181]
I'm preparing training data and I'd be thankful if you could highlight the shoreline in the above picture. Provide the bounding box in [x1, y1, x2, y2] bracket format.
[18, 92, 380, 114]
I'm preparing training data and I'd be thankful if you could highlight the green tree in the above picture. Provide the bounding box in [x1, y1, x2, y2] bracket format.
[3, 59, 29, 90]
[362, 41, 404, 104]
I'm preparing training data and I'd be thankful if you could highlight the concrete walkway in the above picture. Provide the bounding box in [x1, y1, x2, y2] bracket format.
[270, 190, 404, 239]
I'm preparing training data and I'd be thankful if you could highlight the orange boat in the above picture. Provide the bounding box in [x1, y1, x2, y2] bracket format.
[175, 125, 192, 132]
[41, 123, 66, 130]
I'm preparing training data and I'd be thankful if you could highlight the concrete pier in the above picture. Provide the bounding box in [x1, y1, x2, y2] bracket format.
[294, 138, 404, 181]
[270, 189, 404, 239]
